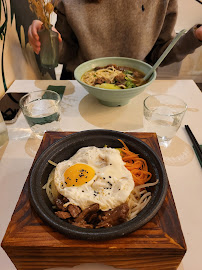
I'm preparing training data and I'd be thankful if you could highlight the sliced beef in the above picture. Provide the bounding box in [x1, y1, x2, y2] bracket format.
[62, 196, 69, 203]
[55, 211, 71, 219]
[93, 66, 103, 71]
[54, 203, 100, 228]
[54, 199, 129, 229]
[114, 73, 125, 84]
[55, 197, 69, 211]
[55, 194, 69, 211]
[86, 212, 100, 224]
[96, 203, 129, 228]
[67, 204, 82, 218]
[94, 77, 110, 85]
[75, 203, 100, 223]
[133, 71, 143, 78]
[72, 220, 94, 229]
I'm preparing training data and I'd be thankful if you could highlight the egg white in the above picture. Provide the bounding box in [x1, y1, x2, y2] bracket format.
[54, 146, 134, 211]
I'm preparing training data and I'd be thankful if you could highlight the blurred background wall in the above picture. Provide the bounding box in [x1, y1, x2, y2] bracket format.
[0, 0, 54, 98]
[0, 0, 202, 98]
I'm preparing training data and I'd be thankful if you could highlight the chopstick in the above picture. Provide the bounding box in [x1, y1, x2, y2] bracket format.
[185, 125, 202, 167]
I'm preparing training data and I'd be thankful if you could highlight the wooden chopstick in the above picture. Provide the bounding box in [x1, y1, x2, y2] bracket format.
[185, 125, 202, 167]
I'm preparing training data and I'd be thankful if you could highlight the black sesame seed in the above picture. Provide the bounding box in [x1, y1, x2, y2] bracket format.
[82, 190, 84, 192]
[109, 176, 111, 178]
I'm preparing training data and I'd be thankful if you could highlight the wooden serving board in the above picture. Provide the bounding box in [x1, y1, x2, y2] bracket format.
[1, 132, 186, 270]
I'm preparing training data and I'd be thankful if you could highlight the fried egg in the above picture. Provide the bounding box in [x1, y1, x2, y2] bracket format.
[54, 146, 134, 211]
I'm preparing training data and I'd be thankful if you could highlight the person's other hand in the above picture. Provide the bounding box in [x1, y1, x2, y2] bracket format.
[195, 25, 202, 41]
[28, 20, 62, 54]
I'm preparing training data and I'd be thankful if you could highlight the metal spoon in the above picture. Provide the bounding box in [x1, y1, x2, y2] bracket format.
[138, 29, 187, 85]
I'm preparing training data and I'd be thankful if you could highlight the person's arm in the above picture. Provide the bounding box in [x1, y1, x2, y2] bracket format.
[54, 1, 79, 65]
[146, 0, 202, 67]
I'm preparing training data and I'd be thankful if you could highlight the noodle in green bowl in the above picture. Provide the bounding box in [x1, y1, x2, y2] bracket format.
[74, 57, 156, 107]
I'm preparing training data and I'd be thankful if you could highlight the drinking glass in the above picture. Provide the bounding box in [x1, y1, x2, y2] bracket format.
[38, 26, 59, 69]
[143, 94, 187, 146]
[19, 90, 61, 138]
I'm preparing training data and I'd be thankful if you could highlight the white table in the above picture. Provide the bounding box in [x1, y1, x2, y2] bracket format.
[0, 80, 202, 270]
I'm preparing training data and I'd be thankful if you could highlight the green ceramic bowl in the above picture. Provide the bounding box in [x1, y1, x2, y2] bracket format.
[74, 57, 156, 107]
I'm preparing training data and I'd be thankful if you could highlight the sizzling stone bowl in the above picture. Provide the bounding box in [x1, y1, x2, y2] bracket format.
[74, 57, 156, 107]
[29, 129, 168, 241]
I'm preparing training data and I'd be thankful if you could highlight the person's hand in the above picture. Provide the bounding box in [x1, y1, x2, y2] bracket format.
[28, 20, 62, 54]
[195, 25, 202, 42]
[28, 20, 43, 54]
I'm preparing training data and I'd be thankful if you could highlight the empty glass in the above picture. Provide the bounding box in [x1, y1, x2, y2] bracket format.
[143, 94, 187, 146]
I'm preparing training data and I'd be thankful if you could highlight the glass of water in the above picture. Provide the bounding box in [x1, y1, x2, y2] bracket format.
[19, 90, 61, 138]
[143, 94, 187, 146]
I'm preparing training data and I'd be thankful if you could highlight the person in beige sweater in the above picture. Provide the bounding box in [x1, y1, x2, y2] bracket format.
[28, 0, 202, 79]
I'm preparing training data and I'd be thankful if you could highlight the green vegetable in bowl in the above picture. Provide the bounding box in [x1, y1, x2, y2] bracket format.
[124, 70, 134, 75]
[125, 80, 136, 88]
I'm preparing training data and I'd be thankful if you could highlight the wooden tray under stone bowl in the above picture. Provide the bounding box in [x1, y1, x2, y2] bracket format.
[1, 132, 186, 270]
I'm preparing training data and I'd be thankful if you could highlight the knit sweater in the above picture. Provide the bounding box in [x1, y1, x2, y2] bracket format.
[55, 0, 201, 73]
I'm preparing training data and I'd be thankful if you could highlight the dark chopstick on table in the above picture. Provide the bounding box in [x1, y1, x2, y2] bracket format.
[185, 125, 202, 167]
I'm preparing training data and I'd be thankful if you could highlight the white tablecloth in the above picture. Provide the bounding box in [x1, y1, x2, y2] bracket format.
[0, 79, 202, 270]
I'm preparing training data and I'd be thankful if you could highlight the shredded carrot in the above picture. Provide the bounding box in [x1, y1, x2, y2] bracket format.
[118, 139, 152, 186]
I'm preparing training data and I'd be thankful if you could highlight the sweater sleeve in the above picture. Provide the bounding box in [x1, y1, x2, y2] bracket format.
[54, 1, 78, 65]
[146, 0, 202, 66]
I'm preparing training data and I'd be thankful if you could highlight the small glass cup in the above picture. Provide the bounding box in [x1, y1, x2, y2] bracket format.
[38, 26, 59, 69]
[19, 90, 61, 138]
[143, 94, 187, 146]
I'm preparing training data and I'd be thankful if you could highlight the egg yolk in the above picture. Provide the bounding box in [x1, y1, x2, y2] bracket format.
[64, 163, 95, 187]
